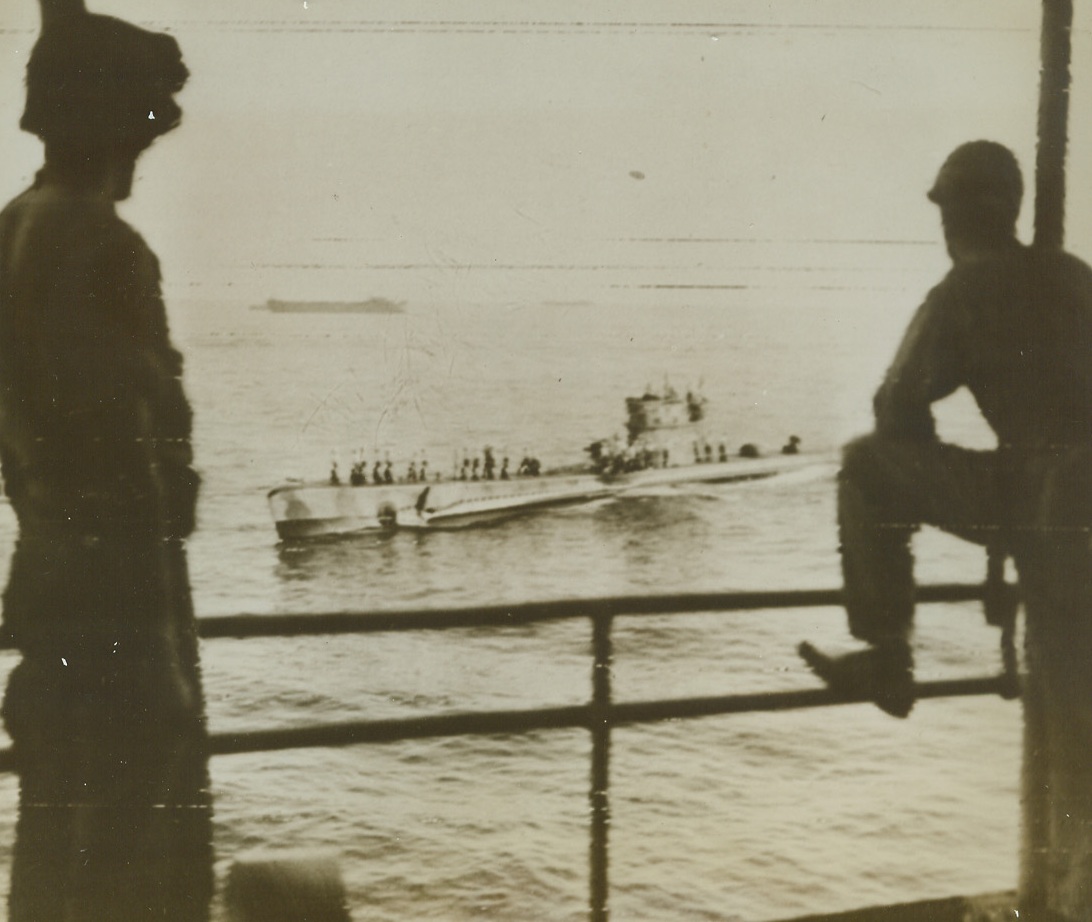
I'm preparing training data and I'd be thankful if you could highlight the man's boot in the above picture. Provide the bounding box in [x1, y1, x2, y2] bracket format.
[798, 640, 915, 718]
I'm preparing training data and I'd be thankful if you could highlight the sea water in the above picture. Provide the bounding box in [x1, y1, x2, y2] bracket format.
[0, 295, 1020, 920]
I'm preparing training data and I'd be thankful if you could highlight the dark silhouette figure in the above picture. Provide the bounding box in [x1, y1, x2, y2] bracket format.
[0, 2, 212, 919]
[781, 435, 801, 455]
[796, 141, 1092, 917]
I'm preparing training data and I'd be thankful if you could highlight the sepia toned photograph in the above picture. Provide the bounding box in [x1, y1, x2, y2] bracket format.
[0, 1, 1089, 919]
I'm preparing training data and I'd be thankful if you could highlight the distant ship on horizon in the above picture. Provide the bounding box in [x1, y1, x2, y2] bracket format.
[252, 297, 405, 314]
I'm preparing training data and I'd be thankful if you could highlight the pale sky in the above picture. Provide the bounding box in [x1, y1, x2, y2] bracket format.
[0, 1, 1089, 306]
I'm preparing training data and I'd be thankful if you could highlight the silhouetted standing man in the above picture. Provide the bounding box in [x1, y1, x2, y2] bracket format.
[800, 141, 1092, 921]
[0, 2, 212, 919]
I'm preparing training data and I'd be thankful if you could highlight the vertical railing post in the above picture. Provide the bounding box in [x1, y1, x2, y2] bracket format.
[1034, 0, 1074, 251]
[589, 612, 613, 922]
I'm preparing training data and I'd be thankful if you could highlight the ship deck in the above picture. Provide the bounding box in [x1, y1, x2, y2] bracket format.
[780, 891, 1015, 921]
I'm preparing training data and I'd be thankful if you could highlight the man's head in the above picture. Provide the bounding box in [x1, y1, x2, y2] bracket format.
[21, 6, 188, 199]
[927, 141, 1023, 259]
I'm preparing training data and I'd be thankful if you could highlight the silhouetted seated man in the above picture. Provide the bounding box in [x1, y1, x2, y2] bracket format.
[799, 142, 1092, 921]
[799, 141, 1092, 724]
[0, 2, 212, 918]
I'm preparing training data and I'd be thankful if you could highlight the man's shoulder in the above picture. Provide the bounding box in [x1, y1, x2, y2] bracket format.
[929, 245, 1044, 297]
[926, 245, 1092, 329]
[941, 244, 1092, 280]
[93, 212, 153, 262]
[0, 185, 123, 244]
[1045, 248, 1092, 280]
[0, 187, 53, 240]
[0, 187, 35, 221]
[0, 188, 160, 297]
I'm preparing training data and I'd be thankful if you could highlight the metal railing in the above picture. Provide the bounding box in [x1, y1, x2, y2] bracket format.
[0, 583, 1016, 918]
[179, 582, 1016, 921]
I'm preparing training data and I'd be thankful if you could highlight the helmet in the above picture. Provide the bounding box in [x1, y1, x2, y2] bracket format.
[21, 11, 188, 149]
[927, 141, 1023, 219]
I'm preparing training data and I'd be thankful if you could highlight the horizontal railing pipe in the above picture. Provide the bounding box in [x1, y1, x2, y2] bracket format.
[0, 583, 1011, 773]
[197, 582, 993, 640]
[0, 672, 1011, 774]
[203, 675, 1011, 760]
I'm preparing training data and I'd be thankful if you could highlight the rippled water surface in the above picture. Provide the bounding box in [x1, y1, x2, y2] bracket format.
[0, 298, 1020, 920]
